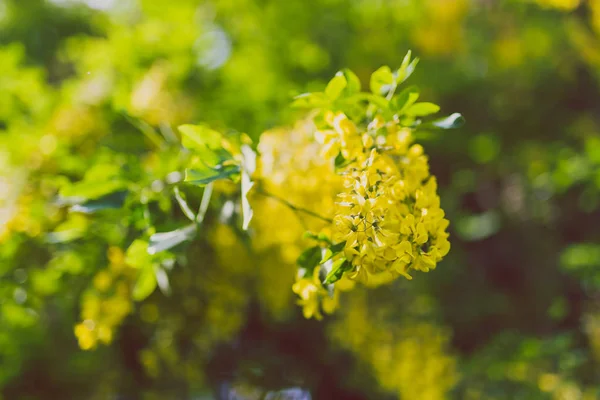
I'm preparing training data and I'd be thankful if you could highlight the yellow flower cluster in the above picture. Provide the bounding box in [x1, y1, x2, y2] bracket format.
[74, 247, 135, 350]
[318, 112, 450, 286]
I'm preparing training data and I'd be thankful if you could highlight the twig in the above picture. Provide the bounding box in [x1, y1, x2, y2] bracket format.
[256, 188, 333, 223]
[196, 182, 214, 225]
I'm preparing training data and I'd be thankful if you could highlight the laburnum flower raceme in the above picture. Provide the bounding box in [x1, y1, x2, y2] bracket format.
[280, 53, 464, 319]
[326, 112, 451, 284]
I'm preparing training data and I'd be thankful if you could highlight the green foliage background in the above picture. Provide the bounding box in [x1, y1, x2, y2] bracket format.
[1, 0, 600, 398]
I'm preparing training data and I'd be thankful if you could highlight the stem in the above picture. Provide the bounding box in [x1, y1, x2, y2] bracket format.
[173, 186, 196, 222]
[159, 121, 179, 144]
[123, 113, 165, 149]
[256, 188, 333, 223]
[385, 81, 398, 102]
[196, 182, 214, 225]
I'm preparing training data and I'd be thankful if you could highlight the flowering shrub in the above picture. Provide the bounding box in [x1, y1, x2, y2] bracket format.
[64, 52, 462, 333]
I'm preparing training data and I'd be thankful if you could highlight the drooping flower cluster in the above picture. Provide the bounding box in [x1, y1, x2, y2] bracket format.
[318, 112, 451, 286]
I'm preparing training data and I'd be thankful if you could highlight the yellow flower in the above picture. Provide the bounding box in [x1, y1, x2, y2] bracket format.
[292, 268, 326, 320]
[74, 322, 97, 350]
[292, 266, 351, 320]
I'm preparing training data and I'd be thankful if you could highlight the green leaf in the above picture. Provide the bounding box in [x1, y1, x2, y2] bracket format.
[370, 66, 395, 96]
[178, 124, 222, 150]
[320, 248, 333, 264]
[45, 214, 88, 244]
[350, 93, 389, 111]
[297, 245, 323, 274]
[320, 241, 346, 264]
[133, 264, 157, 301]
[125, 240, 152, 269]
[325, 74, 347, 100]
[323, 258, 351, 284]
[340, 69, 361, 94]
[179, 124, 235, 168]
[334, 152, 354, 170]
[184, 163, 240, 186]
[397, 51, 419, 84]
[291, 92, 329, 109]
[405, 102, 440, 117]
[391, 86, 420, 113]
[148, 224, 196, 255]
[420, 113, 466, 129]
[59, 180, 127, 201]
[69, 190, 128, 214]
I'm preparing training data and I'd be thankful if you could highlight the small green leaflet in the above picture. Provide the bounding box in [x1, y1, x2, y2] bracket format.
[323, 258, 352, 285]
[349, 93, 389, 111]
[391, 86, 420, 113]
[396, 50, 419, 85]
[291, 93, 329, 109]
[370, 66, 395, 96]
[405, 102, 440, 117]
[125, 239, 152, 268]
[59, 180, 128, 202]
[69, 190, 128, 214]
[133, 263, 157, 301]
[45, 215, 87, 244]
[297, 245, 323, 276]
[320, 241, 346, 264]
[325, 74, 347, 100]
[184, 163, 240, 186]
[178, 124, 222, 150]
[340, 69, 361, 95]
[179, 124, 240, 186]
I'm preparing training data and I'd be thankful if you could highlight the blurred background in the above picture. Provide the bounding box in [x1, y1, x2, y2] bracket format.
[1, 0, 600, 399]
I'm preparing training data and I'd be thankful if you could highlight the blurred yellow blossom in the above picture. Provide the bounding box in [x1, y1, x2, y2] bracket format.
[74, 247, 136, 350]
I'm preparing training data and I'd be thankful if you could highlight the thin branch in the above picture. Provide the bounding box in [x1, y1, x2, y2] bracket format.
[173, 186, 196, 222]
[159, 121, 179, 144]
[122, 113, 165, 149]
[196, 182, 213, 225]
[256, 188, 333, 223]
